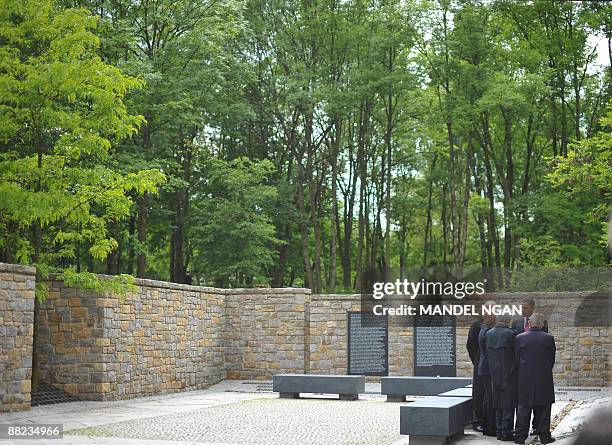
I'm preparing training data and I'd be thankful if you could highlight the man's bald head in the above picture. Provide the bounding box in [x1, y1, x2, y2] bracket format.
[528, 312, 545, 328]
[483, 301, 497, 325]
[497, 312, 512, 326]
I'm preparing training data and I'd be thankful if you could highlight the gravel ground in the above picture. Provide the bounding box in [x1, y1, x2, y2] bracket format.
[68, 398, 404, 445]
[3, 381, 608, 445]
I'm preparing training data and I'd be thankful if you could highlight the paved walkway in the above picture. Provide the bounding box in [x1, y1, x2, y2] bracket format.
[0, 381, 609, 445]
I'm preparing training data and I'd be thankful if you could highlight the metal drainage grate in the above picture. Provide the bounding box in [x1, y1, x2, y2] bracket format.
[559, 387, 603, 392]
[31, 382, 81, 406]
[241, 381, 273, 392]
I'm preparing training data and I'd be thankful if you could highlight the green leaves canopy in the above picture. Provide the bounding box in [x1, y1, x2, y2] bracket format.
[190, 157, 279, 287]
[0, 0, 164, 274]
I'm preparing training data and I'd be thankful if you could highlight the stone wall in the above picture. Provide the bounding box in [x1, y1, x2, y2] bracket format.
[309, 295, 360, 374]
[36, 279, 312, 400]
[308, 292, 611, 387]
[0, 263, 35, 412]
[1, 260, 609, 412]
[309, 294, 466, 378]
[36, 277, 226, 401]
[224, 288, 311, 379]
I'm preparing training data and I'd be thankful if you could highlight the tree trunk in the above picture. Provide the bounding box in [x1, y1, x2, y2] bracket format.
[296, 164, 314, 290]
[137, 193, 147, 278]
[383, 48, 394, 282]
[559, 69, 568, 156]
[501, 108, 514, 285]
[328, 119, 341, 292]
[310, 176, 323, 293]
[355, 100, 370, 292]
[479, 119, 502, 289]
[127, 214, 135, 276]
[106, 222, 119, 275]
[273, 158, 293, 287]
[170, 146, 191, 283]
[423, 154, 437, 267]
[398, 214, 407, 280]
[458, 140, 473, 275]
[341, 125, 358, 290]
[441, 184, 448, 266]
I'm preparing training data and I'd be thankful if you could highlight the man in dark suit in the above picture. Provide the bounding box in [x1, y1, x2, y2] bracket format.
[467, 316, 484, 432]
[485, 314, 518, 441]
[512, 298, 549, 335]
[511, 298, 549, 436]
[514, 313, 556, 445]
[478, 308, 497, 437]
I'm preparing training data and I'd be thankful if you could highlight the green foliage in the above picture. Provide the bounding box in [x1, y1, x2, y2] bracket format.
[0, 0, 165, 294]
[190, 157, 280, 287]
[517, 236, 562, 267]
[63, 270, 136, 295]
[549, 107, 612, 219]
[1, 0, 609, 293]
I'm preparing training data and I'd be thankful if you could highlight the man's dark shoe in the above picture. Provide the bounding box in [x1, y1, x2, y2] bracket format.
[499, 433, 515, 441]
[530, 429, 538, 435]
[513, 441, 524, 445]
[540, 437, 556, 444]
[474, 425, 484, 433]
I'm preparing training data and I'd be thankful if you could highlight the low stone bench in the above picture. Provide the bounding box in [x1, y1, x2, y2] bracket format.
[381, 376, 472, 402]
[437, 387, 473, 398]
[400, 396, 473, 445]
[272, 374, 365, 400]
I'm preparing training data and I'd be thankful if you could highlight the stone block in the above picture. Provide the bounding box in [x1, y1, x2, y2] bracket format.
[438, 387, 472, 398]
[273, 374, 364, 398]
[96, 383, 111, 393]
[400, 396, 473, 436]
[382, 377, 472, 397]
[20, 380, 31, 393]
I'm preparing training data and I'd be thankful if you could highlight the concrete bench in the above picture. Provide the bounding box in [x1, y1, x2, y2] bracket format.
[272, 374, 365, 400]
[400, 396, 473, 445]
[437, 387, 473, 398]
[381, 376, 472, 402]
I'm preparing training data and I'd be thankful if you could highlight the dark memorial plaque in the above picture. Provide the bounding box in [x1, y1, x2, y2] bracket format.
[347, 312, 388, 376]
[413, 314, 456, 377]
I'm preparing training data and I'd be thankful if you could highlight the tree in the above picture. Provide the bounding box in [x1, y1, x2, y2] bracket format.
[548, 106, 612, 257]
[189, 157, 279, 287]
[0, 0, 166, 393]
[9, 0, 606, 293]
[0, 0, 164, 280]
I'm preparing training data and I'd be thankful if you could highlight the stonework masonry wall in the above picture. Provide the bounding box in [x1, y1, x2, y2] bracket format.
[0, 260, 609, 412]
[308, 293, 611, 387]
[36, 277, 226, 401]
[0, 263, 35, 412]
[309, 295, 360, 374]
[224, 288, 311, 380]
[308, 294, 466, 378]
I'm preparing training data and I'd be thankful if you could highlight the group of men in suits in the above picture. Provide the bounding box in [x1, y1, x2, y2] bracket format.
[467, 298, 557, 444]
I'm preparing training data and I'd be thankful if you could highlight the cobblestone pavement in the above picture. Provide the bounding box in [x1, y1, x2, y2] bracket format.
[69, 397, 403, 445]
[0, 381, 609, 445]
